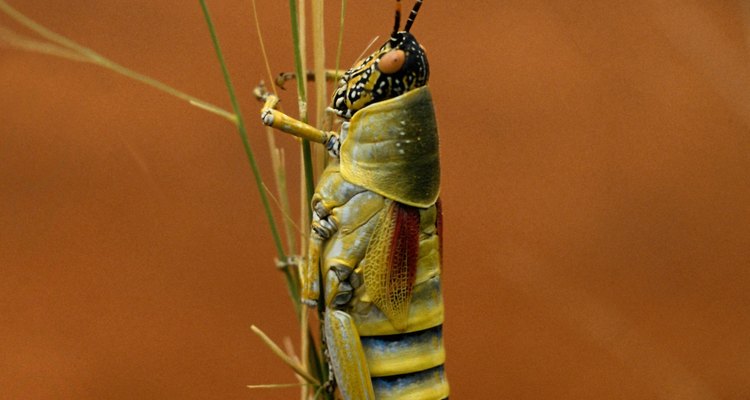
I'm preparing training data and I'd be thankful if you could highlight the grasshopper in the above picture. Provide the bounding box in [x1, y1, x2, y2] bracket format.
[257, 1, 448, 398]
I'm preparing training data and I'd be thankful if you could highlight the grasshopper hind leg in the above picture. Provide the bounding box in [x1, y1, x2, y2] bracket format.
[324, 309, 376, 400]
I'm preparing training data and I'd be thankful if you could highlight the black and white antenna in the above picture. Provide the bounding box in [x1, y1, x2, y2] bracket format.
[404, 0, 424, 32]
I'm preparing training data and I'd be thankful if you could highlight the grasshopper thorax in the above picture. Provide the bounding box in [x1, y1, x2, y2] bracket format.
[332, 2, 429, 119]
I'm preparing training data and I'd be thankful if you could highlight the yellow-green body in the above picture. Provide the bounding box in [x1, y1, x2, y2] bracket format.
[340, 86, 440, 208]
[306, 86, 449, 399]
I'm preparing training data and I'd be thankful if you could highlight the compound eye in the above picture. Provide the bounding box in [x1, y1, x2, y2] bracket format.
[378, 49, 406, 74]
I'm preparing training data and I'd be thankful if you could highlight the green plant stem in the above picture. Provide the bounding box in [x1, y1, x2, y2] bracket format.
[287, 0, 316, 210]
[198, 0, 299, 309]
[0, 25, 87, 62]
[250, 325, 320, 385]
[335, 0, 347, 81]
[0, 0, 233, 122]
[288, 2, 331, 398]
[251, 0, 297, 254]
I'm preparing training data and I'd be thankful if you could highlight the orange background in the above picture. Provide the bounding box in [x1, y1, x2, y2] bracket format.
[2, 1, 749, 399]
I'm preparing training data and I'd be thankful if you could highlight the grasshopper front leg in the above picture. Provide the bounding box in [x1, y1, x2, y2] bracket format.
[254, 82, 340, 305]
[254, 82, 341, 156]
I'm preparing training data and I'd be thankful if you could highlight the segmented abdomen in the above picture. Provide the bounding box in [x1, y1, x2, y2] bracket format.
[361, 308, 448, 399]
[350, 202, 448, 399]
[317, 167, 448, 399]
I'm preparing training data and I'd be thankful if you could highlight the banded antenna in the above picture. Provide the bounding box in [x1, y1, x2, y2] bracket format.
[391, 0, 402, 42]
[404, 0, 424, 32]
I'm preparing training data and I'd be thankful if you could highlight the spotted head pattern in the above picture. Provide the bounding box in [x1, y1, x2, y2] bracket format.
[331, 0, 429, 119]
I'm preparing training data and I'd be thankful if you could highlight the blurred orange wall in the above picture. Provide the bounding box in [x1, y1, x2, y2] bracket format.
[1, 1, 749, 399]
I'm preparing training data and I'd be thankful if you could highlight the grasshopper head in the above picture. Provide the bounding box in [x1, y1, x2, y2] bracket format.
[332, 1, 429, 119]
